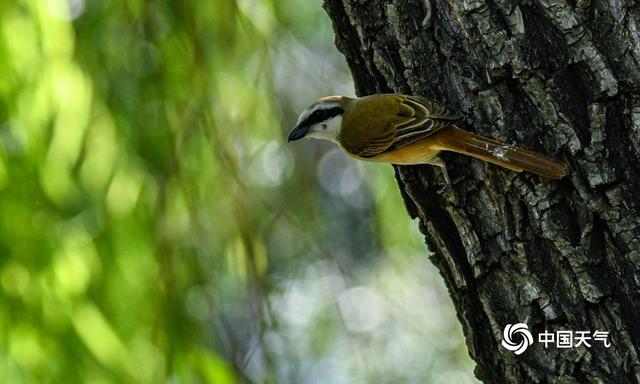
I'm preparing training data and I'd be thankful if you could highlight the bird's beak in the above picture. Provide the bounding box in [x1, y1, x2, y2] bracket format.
[287, 125, 310, 142]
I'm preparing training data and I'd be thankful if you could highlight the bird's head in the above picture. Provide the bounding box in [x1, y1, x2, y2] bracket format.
[287, 96, 349, 143]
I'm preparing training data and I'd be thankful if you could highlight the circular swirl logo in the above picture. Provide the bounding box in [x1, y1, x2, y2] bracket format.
[501, 323, 533, 355]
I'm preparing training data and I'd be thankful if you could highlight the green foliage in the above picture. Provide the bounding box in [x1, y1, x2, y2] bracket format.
[0, 0, 477, 383]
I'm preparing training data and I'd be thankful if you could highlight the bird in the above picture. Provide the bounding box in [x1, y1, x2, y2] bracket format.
[287, 94, 566, 187]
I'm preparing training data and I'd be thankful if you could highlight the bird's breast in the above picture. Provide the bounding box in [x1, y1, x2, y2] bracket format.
[361, 139, 442, 165]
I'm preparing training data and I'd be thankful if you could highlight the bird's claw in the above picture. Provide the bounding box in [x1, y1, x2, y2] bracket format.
[437, 165, 451, 194]
[437, 183, 450, 194]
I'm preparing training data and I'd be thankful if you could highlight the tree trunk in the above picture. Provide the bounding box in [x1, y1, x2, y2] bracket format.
[322, 0, 640, 382]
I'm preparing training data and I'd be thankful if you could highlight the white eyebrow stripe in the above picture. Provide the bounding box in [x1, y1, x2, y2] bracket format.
[298, 104, 343, 127]
[316, 103, 341, 110]
[296, 103, 341, 125]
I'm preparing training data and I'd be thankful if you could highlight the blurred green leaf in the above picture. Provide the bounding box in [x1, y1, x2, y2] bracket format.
[0, 0, 478, 383]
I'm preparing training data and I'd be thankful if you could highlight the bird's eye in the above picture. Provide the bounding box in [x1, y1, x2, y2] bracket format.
[304, 107, 342, 127]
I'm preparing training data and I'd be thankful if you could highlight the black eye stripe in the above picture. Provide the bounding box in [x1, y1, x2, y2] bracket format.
[302, 107, 343, 127]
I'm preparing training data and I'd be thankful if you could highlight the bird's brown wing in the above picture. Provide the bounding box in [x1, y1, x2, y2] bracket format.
[391, 96, 461, 148]
[343, 95, 461, 158]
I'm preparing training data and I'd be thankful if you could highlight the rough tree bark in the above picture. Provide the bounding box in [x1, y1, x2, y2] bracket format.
[322, 0, 640, 382]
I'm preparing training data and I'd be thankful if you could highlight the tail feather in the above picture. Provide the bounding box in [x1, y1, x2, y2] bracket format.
[435, 126, 566, 179]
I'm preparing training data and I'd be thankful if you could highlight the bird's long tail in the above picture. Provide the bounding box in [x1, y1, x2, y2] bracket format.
[435, 126, 566, 179]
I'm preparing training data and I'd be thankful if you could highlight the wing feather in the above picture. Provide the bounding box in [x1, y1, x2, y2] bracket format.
[343, 95, 461, 158]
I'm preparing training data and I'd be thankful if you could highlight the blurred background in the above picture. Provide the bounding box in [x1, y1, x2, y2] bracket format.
[0, 0, 477, 382]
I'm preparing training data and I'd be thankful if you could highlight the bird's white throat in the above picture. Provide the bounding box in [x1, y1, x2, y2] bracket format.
[305, 115, 342, 144]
